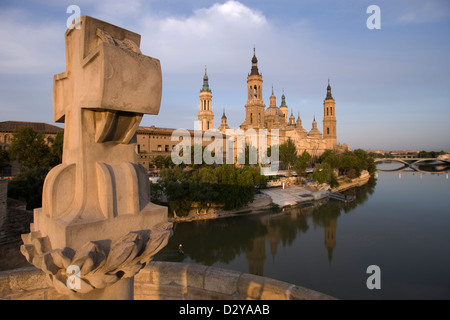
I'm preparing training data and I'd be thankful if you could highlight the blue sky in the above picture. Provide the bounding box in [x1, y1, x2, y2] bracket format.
[1, 0, 449, 151]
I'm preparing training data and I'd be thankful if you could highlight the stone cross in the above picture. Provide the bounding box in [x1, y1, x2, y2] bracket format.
[21, 16, 172, 299]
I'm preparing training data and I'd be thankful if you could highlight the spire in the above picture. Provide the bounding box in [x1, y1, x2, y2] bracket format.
[201, 66, 211, 92]
[326, 78, 333, 100]
[250, 47, 260, 76]
[289, 109, 295, 125]
[269, 85, 276, 107]
[280, 90, 287, 108]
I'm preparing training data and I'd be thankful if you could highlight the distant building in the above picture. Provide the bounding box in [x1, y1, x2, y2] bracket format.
[3, 51, 350, 174]
[196, 49, 347, 160]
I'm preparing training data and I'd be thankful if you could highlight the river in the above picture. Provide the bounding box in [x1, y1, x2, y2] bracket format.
[154, 164, 450, 299]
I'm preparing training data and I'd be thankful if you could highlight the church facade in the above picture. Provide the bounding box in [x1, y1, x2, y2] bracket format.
[197, 49, 342, 160]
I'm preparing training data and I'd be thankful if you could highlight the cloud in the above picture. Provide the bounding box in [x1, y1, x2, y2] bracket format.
[138, 0, 270, 74]
[0, 8, 65, 75]
[395, 0, 450, 24]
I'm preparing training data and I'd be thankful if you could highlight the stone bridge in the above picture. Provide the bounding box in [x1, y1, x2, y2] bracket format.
[374, 158, 450, 173]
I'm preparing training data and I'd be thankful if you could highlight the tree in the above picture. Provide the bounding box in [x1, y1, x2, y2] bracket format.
[198, 166, 218, 184]
[7, 167, 49, 209]
[194, 167, 219, 212]
[47, 131, 64, 167]
[237, 143, 258, 166]
[279, 138, 297, 170]
[312, 162, 331, 184]
[353, 149, 369, 172]
[294, 150, 311, 179]
[0, 149, 9, 175]
[311, 162, 338, 187]
[152, 155, 173, 170]
[320, 149, 341, 169]
[339, 151, 360, 178]
[8, 127, 51, 169]
[160, 166, 185, 182]
[366, 156, 376, 175]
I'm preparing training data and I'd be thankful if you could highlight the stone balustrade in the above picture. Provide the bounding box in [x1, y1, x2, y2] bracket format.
[0, 261, 335, 300]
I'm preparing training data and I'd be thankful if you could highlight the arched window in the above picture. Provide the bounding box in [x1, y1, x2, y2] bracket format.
[254, 86, 257, 99]
[330, 107, 333, 116]
[250, 113, 253, 124]
[327, 108, 329, 116]
[327, 128, 330, 135]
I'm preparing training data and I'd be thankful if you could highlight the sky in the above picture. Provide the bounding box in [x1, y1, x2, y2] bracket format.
[0, 0, 449, 151]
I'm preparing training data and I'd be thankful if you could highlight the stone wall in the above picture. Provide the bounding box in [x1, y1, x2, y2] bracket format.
[0, 262, 335, 300]
[134, 261, 335, 300]
[0, 198, 33, 245]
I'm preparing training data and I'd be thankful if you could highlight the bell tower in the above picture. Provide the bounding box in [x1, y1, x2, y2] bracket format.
[323, 79, 337, 149]
[241, 48, 265, 130]
[198, 66, 214, 131]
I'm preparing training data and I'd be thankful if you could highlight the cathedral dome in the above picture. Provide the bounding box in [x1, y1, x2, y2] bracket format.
[308, 116, 322, 138]
[265, 106, 284, 117]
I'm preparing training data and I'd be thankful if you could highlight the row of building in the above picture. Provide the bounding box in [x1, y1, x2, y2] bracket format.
[1, 49, 347, 175]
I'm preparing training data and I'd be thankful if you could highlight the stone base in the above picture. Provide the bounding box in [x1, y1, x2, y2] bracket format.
[69, 277, 134, 300]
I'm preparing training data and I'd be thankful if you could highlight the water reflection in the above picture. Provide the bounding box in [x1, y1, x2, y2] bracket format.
[155, 177, 377, 275]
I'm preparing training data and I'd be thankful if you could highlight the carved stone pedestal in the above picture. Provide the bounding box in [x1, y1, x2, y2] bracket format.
[21, 16, 172, 299]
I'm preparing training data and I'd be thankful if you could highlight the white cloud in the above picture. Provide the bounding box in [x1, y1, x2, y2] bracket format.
[0, 8, 65, 75]
[138, 1, 270, 74]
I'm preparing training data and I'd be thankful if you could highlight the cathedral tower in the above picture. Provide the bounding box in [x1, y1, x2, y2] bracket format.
[198, 67, 214, 131]
[279, 91, 288, 124]
[323, 79, 337, 149]
[241, 48, 265, 130]
[217, 109, 230, 134]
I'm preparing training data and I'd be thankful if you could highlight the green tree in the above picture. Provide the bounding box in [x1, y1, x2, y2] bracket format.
[237, 143, 258, 166]
[0, 149, 10, 175]
[311, 162, 338, 187]
[294, 150, 311, 179]
[198, 166, 218, 184]
[47, 131, 64, 167]
[279, 138, 297, 170]
[8, 127, 51, 169]
[366, 156, 376, 175]
[160, 166, 186, 182]
[152, 155, 173, 169]
[7, 167, 49, 209]
[194, 167, 219, 212]
[339, 151, 360, 178]
[320, 149, 341, 169]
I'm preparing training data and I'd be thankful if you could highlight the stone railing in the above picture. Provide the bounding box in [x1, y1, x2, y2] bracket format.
[0, 262, 335, 300]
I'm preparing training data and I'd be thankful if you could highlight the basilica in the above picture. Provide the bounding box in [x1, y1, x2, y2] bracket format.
[197, 49, 343, 159]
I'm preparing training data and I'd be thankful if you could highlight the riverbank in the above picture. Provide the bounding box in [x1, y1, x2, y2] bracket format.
[169, 171, 371, 223]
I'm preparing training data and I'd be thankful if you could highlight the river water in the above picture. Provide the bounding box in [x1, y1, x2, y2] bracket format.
[154, 164, 450, 299]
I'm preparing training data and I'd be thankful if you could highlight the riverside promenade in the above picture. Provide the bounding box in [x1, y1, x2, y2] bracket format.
[260, 171, 371, 207]
[260, 186, 329, 207]
[170, 171, 371, 222]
